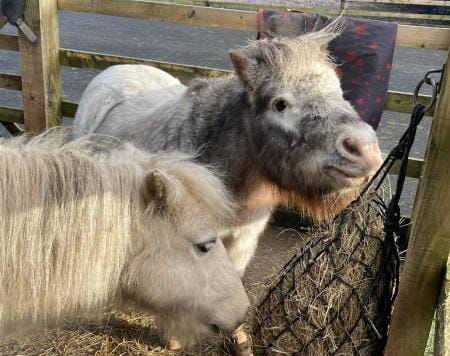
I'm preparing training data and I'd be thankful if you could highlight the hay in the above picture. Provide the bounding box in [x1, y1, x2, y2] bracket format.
[0, 310, 228, 356]
[0, 311, 168, 356]
[252, 193, 399, 355]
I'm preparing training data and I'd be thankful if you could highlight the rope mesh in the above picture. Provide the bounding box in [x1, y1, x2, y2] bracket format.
[253, 192, 400, 355]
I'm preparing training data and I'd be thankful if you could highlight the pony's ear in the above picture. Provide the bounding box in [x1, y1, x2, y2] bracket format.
[141, 170, 177, 213]
[229, 48, 260, 91]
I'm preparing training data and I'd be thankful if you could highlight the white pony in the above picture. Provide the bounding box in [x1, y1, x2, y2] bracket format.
[0, 130, 249, 346]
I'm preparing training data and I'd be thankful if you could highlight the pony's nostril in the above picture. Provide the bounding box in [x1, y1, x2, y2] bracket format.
[338, 134, 382, 172]
[210, 324, 221, 334]
[337, 124, 382, 172]
[342, 137, 363, 158]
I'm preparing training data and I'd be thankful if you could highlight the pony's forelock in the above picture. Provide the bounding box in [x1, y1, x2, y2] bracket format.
[240, 17, 343, 87]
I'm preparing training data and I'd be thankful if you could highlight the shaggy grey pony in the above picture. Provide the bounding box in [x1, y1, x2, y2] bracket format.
[71, 30, 382, 276]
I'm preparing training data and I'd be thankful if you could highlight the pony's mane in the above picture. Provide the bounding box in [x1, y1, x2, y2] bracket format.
[0, 131, 148, 332]
[0, 129, 234, 333]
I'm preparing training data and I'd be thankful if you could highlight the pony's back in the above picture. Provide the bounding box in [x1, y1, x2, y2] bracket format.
[71, 64, 186, 139]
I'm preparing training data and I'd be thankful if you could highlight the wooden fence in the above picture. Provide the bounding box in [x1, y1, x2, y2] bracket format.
[0, 0, 449, 355]
[350, 0, 448, 5]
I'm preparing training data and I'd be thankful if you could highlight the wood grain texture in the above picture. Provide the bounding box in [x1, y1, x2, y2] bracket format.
[185, 0, 450, 21]
[0, 106, 24, 124]
[61, 100, 78, 118]
[57, 0, 450, 49]
[0, 33, 19, 51]
[0, 73, 22, 91]
[0, 101, 74, 123]
[57, 0, 259, 31]
[60, 48, 231, 84]
[389, 156, 423, 178]
[349, 0, 449, 6]
[159, 0, 450, 21]
[435, 258, 450, 356]
[385, 90, 434, 116]
[396, 25, 450, 50]
[385, 49, 450, 356]
[18, 0, 61, 132]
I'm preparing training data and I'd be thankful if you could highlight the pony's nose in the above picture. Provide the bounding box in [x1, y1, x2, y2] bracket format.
[337, 127, 382, 173]
[227, 298, 250, 333]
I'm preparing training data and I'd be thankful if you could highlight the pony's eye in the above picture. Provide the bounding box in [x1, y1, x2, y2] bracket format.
[195, 238, 217, 254]
[273, 99, 289, 112]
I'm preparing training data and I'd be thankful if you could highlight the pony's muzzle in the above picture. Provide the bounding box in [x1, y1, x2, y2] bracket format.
[336, 124, 382, 175]
[216, 296, 250, 335]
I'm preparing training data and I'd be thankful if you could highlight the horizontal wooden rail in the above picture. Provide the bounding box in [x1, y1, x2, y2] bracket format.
[61, 100, 77, 117]
[0, 73, 22, 91]
[58, 0, 450, 22]
[56, 0, 450, 50]
[396, 25, 450, 50]
[58, 0, 259, 30]
[60, 48, 229, 80]
[389, 156, 423, 178]
[0, 33, 19, 51]
[157, 0, 450, 21]
[348, 0, 449, 6]
[0, 61, 435, 117]
[179, 0, 450, 8]
[385, 90, 435, 116]
[2, 24, 449, 55]
[0, 105, 24, 124]
[163, 0, 450, 10]
[0, 103, 73, 122]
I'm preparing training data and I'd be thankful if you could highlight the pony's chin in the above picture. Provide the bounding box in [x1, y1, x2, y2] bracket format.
[323, 166, 369, 191]
[155, 313, 212, 348]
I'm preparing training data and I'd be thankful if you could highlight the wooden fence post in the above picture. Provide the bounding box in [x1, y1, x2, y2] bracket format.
[384, 50, 450, 356]
[18, 0, 61, 132]
[434, 259, 449, 356]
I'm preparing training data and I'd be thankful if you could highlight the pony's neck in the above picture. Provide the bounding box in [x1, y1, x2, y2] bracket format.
[188, 77, 285, 211]
[188, 77, 256, 180]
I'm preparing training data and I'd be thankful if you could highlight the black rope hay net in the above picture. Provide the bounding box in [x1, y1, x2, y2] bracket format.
[251, 65, 443, 355]
[252, 192, 399, 356]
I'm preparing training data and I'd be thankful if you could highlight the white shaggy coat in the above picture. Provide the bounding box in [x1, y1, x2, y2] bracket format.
[0, 130, 248, 345]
